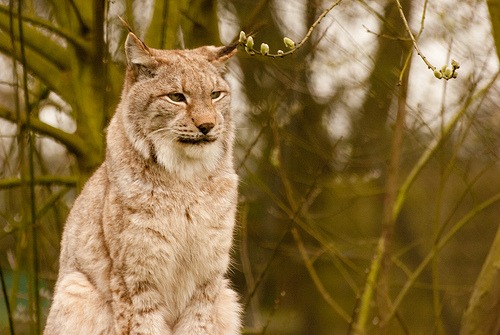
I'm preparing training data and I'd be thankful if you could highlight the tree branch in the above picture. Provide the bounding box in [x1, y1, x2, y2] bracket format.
[392, 70, 500, 221]
[381, 191, 500, 326]
[394, 0, 435, 70]
[395, 0, 459, 80]
[292, 227, 352, 322]
[0, 34, 74, 103]
[487, 0, 500, 61]
[0, 106, 89, 159]
[0, 175, 78, 189]
[239, 0, 343, 58]
[0, 9, 70, 70]
[0, 4, 89, 51]
[460, 216, 500, 334]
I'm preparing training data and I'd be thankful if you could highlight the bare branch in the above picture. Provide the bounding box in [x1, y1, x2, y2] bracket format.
[395, 0, 459, 80]
[392, 70, 500, 221]
[0, 106, 89, 159]
[0, 35, 73, 102]
[239, 0, 343, 58]
[292, 227, 352, 322]
[362, 24, 411, 41]
[0, 4, 89, 51]
[0, 9, 70, 70]
[382, 191, 500, 326]
[0, 175, 78, 189]
[394, 0, 434, 70]
[487, 0, 500, 61]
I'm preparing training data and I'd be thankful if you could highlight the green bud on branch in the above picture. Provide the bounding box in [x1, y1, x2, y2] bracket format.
[444, 67, 453, 79]
[239, 31, 246, 43]
[283, 37, 295, 49]
[433, 59, 460, 80]
[260, 43, 269, 55]
[246, 36, 254, 50]
[236, 0, 343, 59]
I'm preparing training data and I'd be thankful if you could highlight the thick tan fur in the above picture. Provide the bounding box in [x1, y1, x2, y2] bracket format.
[44, 33, 240, 335]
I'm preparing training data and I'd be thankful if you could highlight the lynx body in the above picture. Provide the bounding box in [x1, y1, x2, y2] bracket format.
[44, 33, 240, 335]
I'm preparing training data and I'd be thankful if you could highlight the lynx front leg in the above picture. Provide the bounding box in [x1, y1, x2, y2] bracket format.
[110, 265, 172, 335]
[109, 269, 134, 334]
[173, 278, 241, 335]
[128, 282, 172, 335]
[115, 242, 173, 335]
[44, 272, 114, 335]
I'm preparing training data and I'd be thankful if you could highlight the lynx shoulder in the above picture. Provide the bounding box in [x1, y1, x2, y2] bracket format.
[44, 32, 241, 335]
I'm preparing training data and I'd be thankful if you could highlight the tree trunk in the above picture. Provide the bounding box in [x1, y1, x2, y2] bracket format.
[459, 2, 500, 333]
[349, 0, 412, 174]
[460, 222, 500, 335]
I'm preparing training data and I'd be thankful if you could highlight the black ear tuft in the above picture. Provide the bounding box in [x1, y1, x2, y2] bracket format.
[193, 44, 238, 63]
[214, 43, 238, 62]
[118, 16, 133, 33]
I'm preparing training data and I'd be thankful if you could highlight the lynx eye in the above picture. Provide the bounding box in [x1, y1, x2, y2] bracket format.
[211, 91, 222, 100]
[166, 93, 186, 103]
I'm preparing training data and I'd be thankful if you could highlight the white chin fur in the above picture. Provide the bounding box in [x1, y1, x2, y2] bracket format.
[126, 128, 224, 179]
[154, 141, 223, 179]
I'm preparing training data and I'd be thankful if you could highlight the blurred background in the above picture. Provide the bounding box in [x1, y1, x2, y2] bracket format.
[0, 0, 499, 334]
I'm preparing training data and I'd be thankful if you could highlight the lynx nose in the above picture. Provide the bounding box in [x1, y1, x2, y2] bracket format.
[197, 122, 214, 135]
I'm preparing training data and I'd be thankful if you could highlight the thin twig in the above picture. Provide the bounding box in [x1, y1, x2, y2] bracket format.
[242, 162, 329, 307]
[352, 45, 411, 335]
[240, 0, 343, 58]
[0, 264, 14, 335]
[417, 0, 429, 38]
[268, 115, 352, 321]
[397, 0, 429, 83]
[362, 24, 410, 41]
[430, 38, 454, 335]
[239, 204, 262, 329]
[260, 291, 284, 334]
[381, 191, 500, 326]
[237, 123, 268, 172]
[17, 0, 41, 331]
[292, 227, 352, 322]
[376, 70, 500, 327]
[8, 0, 22, 325]
[392, 70, 500, 221]
[395, 0, 435, 70]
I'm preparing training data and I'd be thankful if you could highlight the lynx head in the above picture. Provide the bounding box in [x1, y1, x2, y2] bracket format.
[118, 32, 237, 178]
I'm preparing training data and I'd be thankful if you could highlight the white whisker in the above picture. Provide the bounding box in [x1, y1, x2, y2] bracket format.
[149, 127, 172, 136]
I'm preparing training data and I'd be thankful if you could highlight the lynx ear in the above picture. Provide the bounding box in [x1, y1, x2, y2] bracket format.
[195, 44, 238, 63]
[125, 32, 156, 67]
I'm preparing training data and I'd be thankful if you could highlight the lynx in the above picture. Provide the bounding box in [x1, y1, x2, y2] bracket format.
[44, 32, 241, 335]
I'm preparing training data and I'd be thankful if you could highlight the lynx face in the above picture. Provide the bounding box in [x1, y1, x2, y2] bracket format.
[121, 34, 236, 178]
